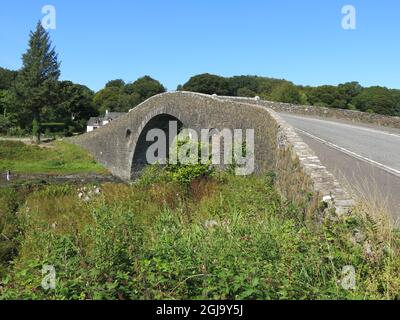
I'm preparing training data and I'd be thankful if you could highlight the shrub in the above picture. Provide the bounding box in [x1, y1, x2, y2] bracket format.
[165, 137, 214, 186]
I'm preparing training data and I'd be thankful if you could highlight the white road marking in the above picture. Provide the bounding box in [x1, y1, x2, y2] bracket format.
[296, 128, 400, 178]
[282, 114, 400, 139]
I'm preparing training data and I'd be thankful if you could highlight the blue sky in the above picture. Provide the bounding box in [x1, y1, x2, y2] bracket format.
[1, 0, 399, 91]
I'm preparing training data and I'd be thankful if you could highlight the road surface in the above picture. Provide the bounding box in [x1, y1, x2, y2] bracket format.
[279, 113, 400, 223]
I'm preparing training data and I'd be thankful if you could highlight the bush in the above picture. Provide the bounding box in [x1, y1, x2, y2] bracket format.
[6, 126, 27, 137]
[165, 136, 214, 186]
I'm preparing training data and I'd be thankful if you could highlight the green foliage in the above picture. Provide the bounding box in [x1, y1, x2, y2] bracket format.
[93, 86, 125, 114]
[12, 22, 60, 132]
[0, 90, 13, 117]
[0, 92, 20, 134]
[180, 74, 291, 98]
[32, 119, 40, 143]
[270, 83, 301, 104]
[0, 67, 18, 91]
[228, 75, 263, 96]
[181, 73, 231, 95]
[47, 81, 97, 133]
[165, 138, 214, 186]
[105, 79, 125, 89]
[0, 185, 33, 277]
[94, 76, 165, 114]
[0, 171, 399, 300]
[236, 87, 256, 97]
[166, 163, 213, 186]
[124, 76, 166, 101]
[306, 85, 341, 107]
[338, 82, 363, 105]
[352, 87, 399, 115]
[0, 141, 107, 175]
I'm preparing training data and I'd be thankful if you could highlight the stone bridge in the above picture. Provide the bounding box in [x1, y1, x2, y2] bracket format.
[71, 92, 354, 218]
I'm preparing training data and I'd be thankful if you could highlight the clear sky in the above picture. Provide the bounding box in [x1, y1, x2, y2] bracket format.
[1, 0, 399, 92]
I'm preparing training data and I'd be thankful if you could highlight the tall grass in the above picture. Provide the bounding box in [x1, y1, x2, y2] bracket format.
[0, 167, 399, 300]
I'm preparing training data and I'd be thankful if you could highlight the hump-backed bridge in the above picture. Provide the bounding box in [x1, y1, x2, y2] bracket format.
[71, 91, 354, 218]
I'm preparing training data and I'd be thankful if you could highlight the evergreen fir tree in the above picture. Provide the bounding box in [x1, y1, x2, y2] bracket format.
[14, 21, 60, 142]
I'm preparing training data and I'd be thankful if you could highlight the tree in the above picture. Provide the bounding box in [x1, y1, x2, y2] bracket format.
[352, 87, 398, 115]
[124, 76, 166, 101]
[237, 87, 256, 97]
[0, 67, 18, 90]
[94, 76, 166, 114]
[306, 85, 341, 108]
[270, 83, 301, 104]
[228, 76, 260, 96]
[180, 74, 295, 99]
[338, 82, 363, 107]
[0, 90, 11, 115]
[106, 79, 125, 88]
[13, 22, 60, 142]
[93, 86, 124, 114]
[42, 81, 97, 133]
[0, 90, 17, 134]
[180, 73, 230, 95]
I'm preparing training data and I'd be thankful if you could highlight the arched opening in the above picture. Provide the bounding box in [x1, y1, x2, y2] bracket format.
[131, 114, 184, 178]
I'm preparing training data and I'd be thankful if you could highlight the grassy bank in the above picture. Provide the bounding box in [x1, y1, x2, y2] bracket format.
[0, 140, 108, 175]
[0, 166, 399, 300]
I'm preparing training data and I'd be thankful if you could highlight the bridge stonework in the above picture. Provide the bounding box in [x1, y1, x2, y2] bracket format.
[71, 92, 354, 219]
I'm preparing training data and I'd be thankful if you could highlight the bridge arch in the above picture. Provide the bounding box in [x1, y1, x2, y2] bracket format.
[130, 113, 184, 178]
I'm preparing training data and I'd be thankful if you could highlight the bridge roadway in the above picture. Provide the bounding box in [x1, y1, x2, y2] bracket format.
[277, 113, 400, 223]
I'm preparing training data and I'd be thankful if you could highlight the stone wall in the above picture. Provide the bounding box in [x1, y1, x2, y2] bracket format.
[71, 92, 354, 219]
[218, 96, 400, 129]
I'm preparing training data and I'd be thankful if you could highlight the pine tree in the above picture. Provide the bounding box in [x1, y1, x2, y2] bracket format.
[14, 21, 60, 143]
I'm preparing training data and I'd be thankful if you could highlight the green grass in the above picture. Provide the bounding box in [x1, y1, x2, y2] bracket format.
[0, 140, 108, 175]
[0, 167, 399, 300]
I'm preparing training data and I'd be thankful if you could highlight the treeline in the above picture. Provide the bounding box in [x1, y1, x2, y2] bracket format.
[178, 74, 400, 116]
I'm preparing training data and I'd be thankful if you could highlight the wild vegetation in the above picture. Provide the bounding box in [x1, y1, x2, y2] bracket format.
[0, 161, 399, 300]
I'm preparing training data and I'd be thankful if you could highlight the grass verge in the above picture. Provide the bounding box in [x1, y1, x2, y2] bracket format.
[0, 140, 108, 175]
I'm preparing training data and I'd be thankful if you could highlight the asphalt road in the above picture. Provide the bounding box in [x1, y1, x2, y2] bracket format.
[278, 113, 400, 223]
